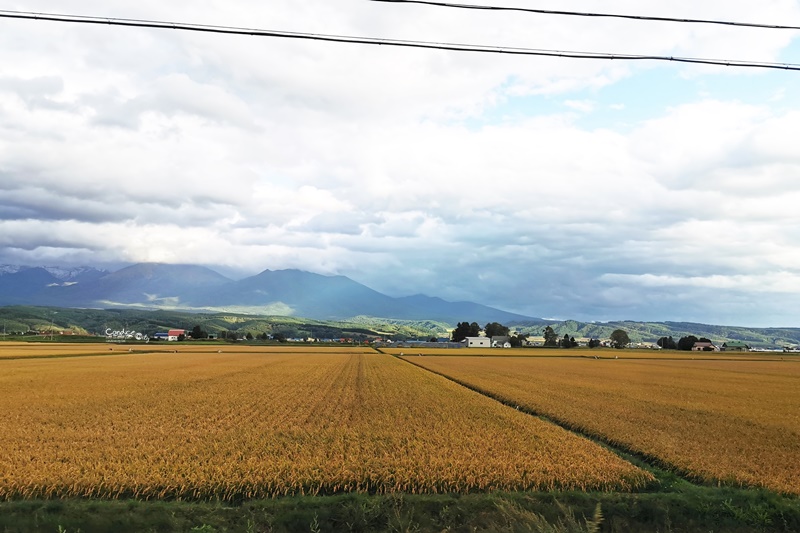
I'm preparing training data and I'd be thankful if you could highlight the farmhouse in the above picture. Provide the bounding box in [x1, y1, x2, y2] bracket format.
[491, 336, 511, 348]
[464, 337, 491, 348]
[692, 341, 720, 352]
[722, 341, 750, 352]
[152, 329, 186, 341]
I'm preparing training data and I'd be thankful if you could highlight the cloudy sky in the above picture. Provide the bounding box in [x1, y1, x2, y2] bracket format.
[2, 1, 800, 326]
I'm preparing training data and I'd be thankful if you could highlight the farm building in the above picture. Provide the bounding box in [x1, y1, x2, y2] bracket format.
[167, 329, 186, 341]
[491, 336, 511, 348]
[722, 341, 750, 352]
[692, 341, 720, 352]
[464, 337, 491, 348]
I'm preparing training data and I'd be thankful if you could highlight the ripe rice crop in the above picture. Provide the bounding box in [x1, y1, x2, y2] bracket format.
[0, 342, 122, 358]
[406, 356, 800, 495]
[0, 349, 651, 500]
[0, 342, 377, 358]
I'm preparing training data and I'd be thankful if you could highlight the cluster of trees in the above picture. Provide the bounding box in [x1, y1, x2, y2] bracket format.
[543, 325, 617, 348]
[657, 335, 713, 351]
[453, 323, 628, 349]
[451, 321, 530, 346]
[452, 322, 632, 350]
[543, 326, 580, 348]
[560, 334, 578, 348]
[186, 325, 282, 342]
[450, 322, 481, 342]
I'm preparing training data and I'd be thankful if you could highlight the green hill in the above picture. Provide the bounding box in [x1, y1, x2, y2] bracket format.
[0, 306, 450, 341]
[511, 319, 800, 349]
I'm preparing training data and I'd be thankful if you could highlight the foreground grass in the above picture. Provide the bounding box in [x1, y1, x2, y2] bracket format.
[1, 485, 799, 533]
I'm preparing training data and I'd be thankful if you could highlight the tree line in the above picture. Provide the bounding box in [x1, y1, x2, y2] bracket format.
[452, 322, 631, 349]
[656, 335, 713, 350]
[451, 322, 530, 346]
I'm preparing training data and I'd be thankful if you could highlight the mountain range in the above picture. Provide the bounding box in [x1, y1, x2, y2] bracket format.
[0, 263, 533, 325]
[2, 263, 800, 347]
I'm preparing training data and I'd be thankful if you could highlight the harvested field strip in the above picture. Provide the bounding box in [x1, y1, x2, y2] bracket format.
[404, 356, 800, 495]
[0, 351, 651, 500]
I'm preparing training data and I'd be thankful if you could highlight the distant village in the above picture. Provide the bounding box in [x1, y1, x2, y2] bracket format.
[105, 327, 779, 352]
[19, 323, 800, 352]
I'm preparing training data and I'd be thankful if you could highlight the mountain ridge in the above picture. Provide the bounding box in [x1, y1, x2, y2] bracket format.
[0, 262, 533, 325]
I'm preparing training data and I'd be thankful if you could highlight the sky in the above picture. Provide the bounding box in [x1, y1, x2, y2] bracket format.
[2, 1, 800, 327]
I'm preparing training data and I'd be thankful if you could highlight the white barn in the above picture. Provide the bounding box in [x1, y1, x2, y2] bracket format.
[464, 337, 491, 348]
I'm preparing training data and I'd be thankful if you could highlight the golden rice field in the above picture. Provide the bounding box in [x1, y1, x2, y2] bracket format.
[0, 342, 376, 358]
[404, 355, 800, 495]
[0, 348, 652, 501]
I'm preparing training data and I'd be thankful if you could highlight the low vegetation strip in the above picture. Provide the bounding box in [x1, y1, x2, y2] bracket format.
[383, 346, 790, 360]
[404, 356, 800, 495]
[0, 350, 651, 500]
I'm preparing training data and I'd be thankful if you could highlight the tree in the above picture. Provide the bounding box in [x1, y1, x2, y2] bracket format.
[189, 325, 207, 340]
[588, 338, 601, 348]
[509, 335, 524, 348]
[177, 333, 186, 342]
[245, 332, 253, 341]
[452, 321, 482, 342]
[609, 329, 630, 349]
[543, 326, 559, 347]
[429, 337, 438, 343]
[677, 335, 699, 351]
[560, 333, 572, 349]
[657, 336, 677, 349]
[451, 322, 472, 342]
[484, 322, 510, 338]
[272, 332, 287, 343]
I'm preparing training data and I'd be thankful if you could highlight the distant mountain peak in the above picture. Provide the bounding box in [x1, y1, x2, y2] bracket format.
[0, 264, 106, 281]
[44, 266, 107, 281]
[0, 265, 25, 275]
[0, 262, 533, 325]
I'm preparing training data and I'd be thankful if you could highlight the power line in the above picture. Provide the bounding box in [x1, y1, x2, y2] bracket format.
[370, 0, 800, 31]
[1, 9, 799, 71]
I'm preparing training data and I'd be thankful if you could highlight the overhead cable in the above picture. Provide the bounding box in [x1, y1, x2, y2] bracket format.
[370, 0, 800, 31]
[1, 9, 799, 71]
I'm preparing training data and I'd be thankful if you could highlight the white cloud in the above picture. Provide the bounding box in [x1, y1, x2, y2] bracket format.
[564, 100, 595, 113]
[2, 1, 800, 325]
